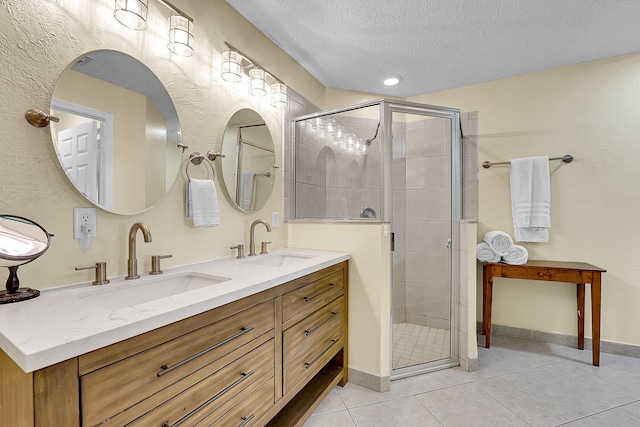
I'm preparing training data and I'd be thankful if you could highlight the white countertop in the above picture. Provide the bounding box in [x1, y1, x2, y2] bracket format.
[0, 248, 350, 373]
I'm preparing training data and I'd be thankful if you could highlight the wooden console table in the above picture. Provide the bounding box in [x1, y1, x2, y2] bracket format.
[482, 260, 606, 366]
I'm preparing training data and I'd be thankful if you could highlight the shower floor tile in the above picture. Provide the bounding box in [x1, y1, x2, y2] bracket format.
[393, 322, 450, 369]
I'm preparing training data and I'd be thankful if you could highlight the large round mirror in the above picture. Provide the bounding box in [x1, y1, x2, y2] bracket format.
[50, 50, 183, 215]
[0, 215, 51, 304]
[220, 109, 276, 212]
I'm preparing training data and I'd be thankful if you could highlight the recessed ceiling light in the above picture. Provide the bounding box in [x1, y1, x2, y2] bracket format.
[383, 76, 402, 86]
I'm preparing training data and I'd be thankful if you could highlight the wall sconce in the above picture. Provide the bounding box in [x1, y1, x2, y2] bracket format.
[221, 42, 289, 108]
[167, 15, 194, 57]
[114, 0, 149, 30]
[248, 69, 267, 97]
[221, 50, 243, 83]
[113, 0, 194, 57]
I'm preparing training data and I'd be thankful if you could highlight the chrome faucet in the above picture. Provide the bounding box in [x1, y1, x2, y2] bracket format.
[125, 222, 152, 280]
[248, 219, 272, 256]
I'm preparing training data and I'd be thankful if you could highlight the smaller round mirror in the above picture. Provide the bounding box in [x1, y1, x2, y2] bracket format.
[0, 215, 51, 304]
[219, 109, 276, 212]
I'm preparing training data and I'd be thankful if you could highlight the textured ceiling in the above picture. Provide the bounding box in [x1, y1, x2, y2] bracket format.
[226, 0, 640, 97]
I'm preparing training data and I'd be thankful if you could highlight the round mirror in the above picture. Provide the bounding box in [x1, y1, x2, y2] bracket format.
[0, 215, 51, 304]
[50, 50, 183, 215]
[220, 109, 276, 212]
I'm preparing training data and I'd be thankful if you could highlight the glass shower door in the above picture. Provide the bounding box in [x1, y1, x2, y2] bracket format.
[390, 106, 456, 375]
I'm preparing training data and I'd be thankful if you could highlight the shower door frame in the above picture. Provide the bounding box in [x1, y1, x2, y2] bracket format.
[385, 100, 462, 380]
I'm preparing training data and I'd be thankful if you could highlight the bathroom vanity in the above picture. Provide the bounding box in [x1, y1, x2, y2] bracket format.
[0, 249, 349, 427]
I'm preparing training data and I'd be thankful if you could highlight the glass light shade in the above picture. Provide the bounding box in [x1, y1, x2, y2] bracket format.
[312, 117, 325, 131]
[345, 133, 356, 151]
[333, 126, 344, 145]
[325, 117, 336, 134]
[114, 0, 148, 30]
[221, 50, 243, 83]
[167, 15, 194, 57]
[248, 68, 267, 97]
[271, 83, 288, 108]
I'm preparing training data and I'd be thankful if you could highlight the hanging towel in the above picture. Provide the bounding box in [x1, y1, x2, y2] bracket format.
[502, 245, 528, 265]
[510, 156, 550, 242]
[483, 230, 513, 256]
[476, 242, 501, 263]
[186, 178, 220, 228]
[240, 172, 255, 210]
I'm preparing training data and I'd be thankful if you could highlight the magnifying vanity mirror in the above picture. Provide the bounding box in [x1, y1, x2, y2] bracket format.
[219, 109, 276, 212]
[0, 215, 51, 304]
[50, 50, 183, 215]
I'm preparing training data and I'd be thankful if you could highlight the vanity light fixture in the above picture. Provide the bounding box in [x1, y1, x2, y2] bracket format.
[221, 50, 244, 83]
[114, 0, 149, 30]
[221, 42, 289, 108]
[248, 68, 268, 97]
[167, 14, 194, 57]
[113, 0, 195, 56]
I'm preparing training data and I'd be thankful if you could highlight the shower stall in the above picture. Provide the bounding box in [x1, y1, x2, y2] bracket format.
[292, 99, 463, 377]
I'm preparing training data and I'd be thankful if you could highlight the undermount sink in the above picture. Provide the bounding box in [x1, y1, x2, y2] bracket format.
[245, 253, 315, 267]
[78, 272, 230, 310]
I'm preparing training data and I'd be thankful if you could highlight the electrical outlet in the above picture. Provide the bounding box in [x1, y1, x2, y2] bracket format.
[74, 208, 97, 239]
[271, 212, 280, 228]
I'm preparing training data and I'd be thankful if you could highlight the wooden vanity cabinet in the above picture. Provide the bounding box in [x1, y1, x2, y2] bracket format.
[0, 261, 348, 427]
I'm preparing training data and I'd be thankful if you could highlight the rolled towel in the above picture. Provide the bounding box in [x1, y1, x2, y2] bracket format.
[502, 245, 528, 265]
[483, 230, 513, 256]
[476, 242, 501, 263]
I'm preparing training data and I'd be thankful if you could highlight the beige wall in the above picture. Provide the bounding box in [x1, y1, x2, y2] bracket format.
[410, 53, 640, 346]
[0, 0, 322, 288]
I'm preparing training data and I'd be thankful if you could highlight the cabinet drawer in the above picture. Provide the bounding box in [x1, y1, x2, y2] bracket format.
[81, 300, 274, 426]
[200, 375, 275, 427]
[283, 321, 344, 395]
[283, 270, 344, 326]
[283, 296, 344, 363]
[126, 339, 274, 427]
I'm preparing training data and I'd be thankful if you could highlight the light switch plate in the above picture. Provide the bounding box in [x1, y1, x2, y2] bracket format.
[271, 212, 280, 228]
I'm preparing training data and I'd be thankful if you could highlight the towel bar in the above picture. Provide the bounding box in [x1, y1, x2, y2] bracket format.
[482, 154, 573, 169]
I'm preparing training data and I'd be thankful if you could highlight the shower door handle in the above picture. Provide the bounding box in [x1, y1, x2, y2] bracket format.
[446, 238, 452, 249]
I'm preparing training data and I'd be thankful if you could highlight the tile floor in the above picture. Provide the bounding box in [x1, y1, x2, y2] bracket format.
[393, 323, 451, 368]
[304, 335, 640, 426]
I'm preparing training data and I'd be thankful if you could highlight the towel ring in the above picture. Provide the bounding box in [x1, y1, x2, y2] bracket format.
[185, 152, 215, 180]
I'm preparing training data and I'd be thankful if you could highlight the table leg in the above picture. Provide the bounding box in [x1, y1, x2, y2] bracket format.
[577, 283, 585, 350]
[483, 265, 493, 348]
[591, 273, 602, 366]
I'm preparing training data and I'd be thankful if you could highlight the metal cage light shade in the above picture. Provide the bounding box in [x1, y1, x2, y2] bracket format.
[221, 50, 243, 83]
[167, 15, 194, 57]
[248, 68, 267, 97]
[271, 83, 288, 108]
[114, 0, 149, 30]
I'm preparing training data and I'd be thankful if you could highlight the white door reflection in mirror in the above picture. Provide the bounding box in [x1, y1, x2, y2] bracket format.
[58, 120, 100, 206]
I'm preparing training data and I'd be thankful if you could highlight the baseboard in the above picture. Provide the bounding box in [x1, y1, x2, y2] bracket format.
[477, 322, 640, 358]
[348, 367, 390, 392]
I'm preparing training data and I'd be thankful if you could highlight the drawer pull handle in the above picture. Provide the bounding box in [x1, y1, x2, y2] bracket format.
[304, 283, 335, 302]
[304, 338, 340, 369]
[157, 326, 255, 377]
[239, 414, 255, 427]
[305, 311, 338, 336]
[162, 370, 255, 427]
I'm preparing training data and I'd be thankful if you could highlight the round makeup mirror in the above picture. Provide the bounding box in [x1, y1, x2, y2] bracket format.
[50, 50, 183, 215]
[219, 109, 276, 212]
[0, 215, 51, 304]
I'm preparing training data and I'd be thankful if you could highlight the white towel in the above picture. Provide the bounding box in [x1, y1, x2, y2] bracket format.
[476, 242, 501, 263]
[240, 172, 255, 210]
[502, 245, 528, 265]
[186, 178, 220, 228]
[483, 230, 513, 256]
[510, 156, 550, 242]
